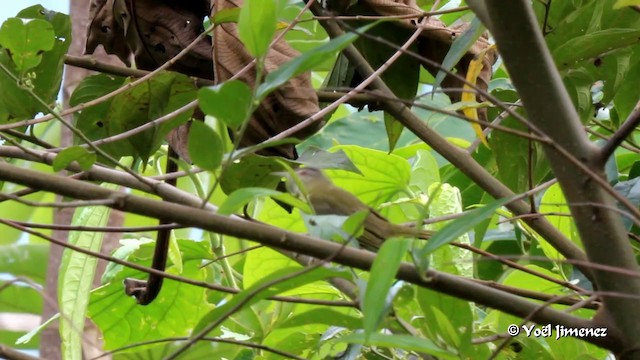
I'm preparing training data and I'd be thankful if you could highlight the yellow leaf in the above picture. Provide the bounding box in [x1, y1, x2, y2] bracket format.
[462, 45, 496, 147]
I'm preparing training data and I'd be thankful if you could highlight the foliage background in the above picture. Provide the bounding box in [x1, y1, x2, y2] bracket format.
[0, 0, 639, 359]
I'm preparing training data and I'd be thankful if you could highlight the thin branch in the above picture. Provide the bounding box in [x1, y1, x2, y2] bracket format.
[0, 345, 41, 360]
[90, 336, 306, 360]
[587, 127, 640, 155]
[0, 192, 121, 208]
[598, 101, 640, 164]
[310, 6, 471, 21]
[12, 220, 184, 233]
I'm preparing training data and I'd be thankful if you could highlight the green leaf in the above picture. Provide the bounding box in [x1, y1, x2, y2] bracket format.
[324, 145, 411, 221]
[106, 72, 196, 162]
[352, 21, 420, 151]
[188, 120, 223, 171]
[72, 74, 131, 158]
[59, 184, 116, 360]
[553, 29, 640, 70]
[52, 146, 96, 172]
[257, 23, 377, 100]
[384, 112, 405, 152]
[433, 17, 484, 93]
[194, 266, 348, 334]
[0, 6, 70, 122]
[426, 183, 473, 277]
[0, 280, 42, 314]
[338, 333, 458, 359]
[614, 0, 640, 8]
[220, 154, 286, 194]
[362, 237, 410, 338]
[299, 109, 421, 153]
[88, 255, 213, 350]
[409, 150, 440, 193]
[213, 8, 240, 25]
[280, 309, 361, 329]
[613, 49, 640, 121]
[538, 183, 581, 259]
[198, 80, 253, 129]
[413, 196, 511, 273]
[417, 287, 473, 349]
[218, 187, 310, 216]
[238, 0, 277, 58]
[0, 244, 47, 283]
[296, 146, 361, 173]
[0, 18, 54, 72]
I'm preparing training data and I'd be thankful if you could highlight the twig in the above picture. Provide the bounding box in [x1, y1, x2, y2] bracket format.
[598, 101, 640, 164]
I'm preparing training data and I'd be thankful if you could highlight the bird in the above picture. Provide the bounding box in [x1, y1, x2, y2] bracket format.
[290, 167, 434, 251]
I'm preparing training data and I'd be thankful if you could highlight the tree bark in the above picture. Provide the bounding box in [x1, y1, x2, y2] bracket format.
[469, 0, 640, 356]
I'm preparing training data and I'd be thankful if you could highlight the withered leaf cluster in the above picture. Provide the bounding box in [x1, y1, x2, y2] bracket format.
[86, 0, 320, 160]
[85, 0, 495, 159]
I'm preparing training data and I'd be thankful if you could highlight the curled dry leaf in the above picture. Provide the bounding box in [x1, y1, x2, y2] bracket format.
[86, 0, 214, 79]
[85, 0, 321, 160]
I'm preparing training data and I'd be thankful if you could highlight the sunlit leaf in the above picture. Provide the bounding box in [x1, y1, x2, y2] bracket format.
[52, 146, 96, 172]
[362, 237, 410, 338]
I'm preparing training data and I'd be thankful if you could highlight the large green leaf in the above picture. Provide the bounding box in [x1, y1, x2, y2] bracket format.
[71, 74, 128, 158]
[188, 120, 223, 171]
[425, 182, 472, 276]
[220, 154, 286, 194]
[194, 266, 349, 334]
[88, 239, 214, 350]
[299, 109, 420, 153]
[0, 5, 70, 122]
[353, 20, 420, 151]
[59, 186, 115, 360]
[0, 18, 54, 72]
[538, 183, 582, 260]
[0, 244, 48, 283]
[107, 72, 197, 162]
[417, 287, 473, 350]
[362, 238, 410, 338]
[238, 0, 277, 58]
[553, 29, 640, 70]
[198, 80, 253, 129]
[242, 246, 341, 298]
[324, 145, 411, 222]
[613, 48, 640, 121]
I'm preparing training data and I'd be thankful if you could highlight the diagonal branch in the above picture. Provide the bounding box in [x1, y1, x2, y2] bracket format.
[307, 3, 591, 277]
